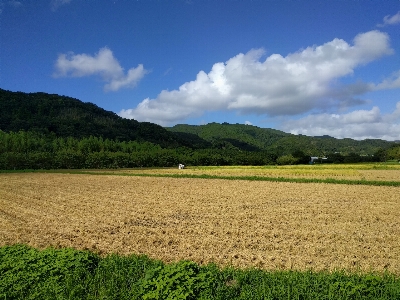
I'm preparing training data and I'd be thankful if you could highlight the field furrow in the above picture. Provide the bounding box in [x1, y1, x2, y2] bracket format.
[1, 172, 399, 274]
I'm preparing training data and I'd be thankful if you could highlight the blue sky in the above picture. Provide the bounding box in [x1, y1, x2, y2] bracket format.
[1, 0, 400, 140]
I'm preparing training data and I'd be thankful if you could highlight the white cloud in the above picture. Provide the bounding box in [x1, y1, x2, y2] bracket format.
[0, 0, 22, 13]
[163, 67, 173, 76]
[374, 70, 400, 90]
[281, 103, 400, 141]
[8, 1, 22, 8]
[377, 11, 400, 27]
[244, 121, 252, 125]
[51, 0, 71, 11]
[54, 47, 148, 91]
[120, 30, 393, 126]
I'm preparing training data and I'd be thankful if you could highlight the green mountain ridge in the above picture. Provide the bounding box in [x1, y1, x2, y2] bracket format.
[167, 123, 395, 156]
[0, 88, 186, 148]
[0, 88, 396, 156]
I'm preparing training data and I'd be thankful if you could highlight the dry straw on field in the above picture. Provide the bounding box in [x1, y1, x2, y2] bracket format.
[1, 172, 399, 274]
[86, 164, 400, 182]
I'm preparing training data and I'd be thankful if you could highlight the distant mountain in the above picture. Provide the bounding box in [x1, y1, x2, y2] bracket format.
[0, 88, 396, 155]
[272, 135, 396, 156]
[314, 135, 333, 139]
[0, 88, 188, 148]
[167, 123, 396, 156]
[167, 123, 289, 151]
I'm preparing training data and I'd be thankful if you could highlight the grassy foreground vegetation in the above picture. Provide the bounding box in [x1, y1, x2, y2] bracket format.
[2, 162, 400, 186]
[1, 245, 400, 300]
[78, 170, 400, 187]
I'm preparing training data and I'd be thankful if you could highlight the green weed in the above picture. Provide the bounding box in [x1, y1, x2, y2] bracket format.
[1, 245, 400, 299]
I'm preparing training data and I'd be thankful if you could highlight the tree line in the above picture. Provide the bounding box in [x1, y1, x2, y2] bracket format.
[1, 130, 393, 170]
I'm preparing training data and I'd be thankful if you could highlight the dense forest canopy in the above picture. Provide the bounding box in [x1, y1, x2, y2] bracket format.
[0, 88, 398, 170]
[167, 123, 396, 156]
[0, 88, 186, 148]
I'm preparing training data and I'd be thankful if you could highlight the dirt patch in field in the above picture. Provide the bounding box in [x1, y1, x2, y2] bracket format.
[1, 173, 399, 274]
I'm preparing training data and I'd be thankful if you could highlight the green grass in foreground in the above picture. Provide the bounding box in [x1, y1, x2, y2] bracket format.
[1, 245, 400, 300]
[2, 168, 400, 187]
[66, 170, 400, 187]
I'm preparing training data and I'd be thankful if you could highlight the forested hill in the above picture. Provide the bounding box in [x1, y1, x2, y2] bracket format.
[167, 123, 396, 156]
[0, 88, 396, 156]
[168, 123, 289, 151]
[0, 88, 187, 148]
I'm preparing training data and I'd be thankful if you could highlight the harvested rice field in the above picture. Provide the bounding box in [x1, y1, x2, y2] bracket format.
[1, 170, 400, 275]
[84, 164, 400, 182]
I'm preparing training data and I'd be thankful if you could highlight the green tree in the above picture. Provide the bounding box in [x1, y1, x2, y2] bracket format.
[276, 154, 297, 165]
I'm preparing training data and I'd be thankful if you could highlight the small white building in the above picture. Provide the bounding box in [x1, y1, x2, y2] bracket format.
[310, 157, 328, 164]
[178, 164, 185, 169]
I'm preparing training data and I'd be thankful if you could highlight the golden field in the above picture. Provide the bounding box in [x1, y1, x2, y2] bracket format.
[1, 168, 400, 274]
[85, 164, 400, 182]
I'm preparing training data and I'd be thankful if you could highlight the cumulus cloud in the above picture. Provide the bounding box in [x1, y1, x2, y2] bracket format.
[374, 70, 400, 90]
[281, 103, 400, 141]
[377, 11, 400, 27]
[120, 30, 393, 126]
[54, 47, 148, 91]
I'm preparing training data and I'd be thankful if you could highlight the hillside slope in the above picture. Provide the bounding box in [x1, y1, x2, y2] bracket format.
[167, 123, 395, 155]
[0, 88, 395, 155]
[168, 123, 288, 151]
[0, 89, 187, 148]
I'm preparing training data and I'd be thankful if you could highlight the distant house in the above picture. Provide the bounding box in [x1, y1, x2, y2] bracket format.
[310, 157, 327, 164]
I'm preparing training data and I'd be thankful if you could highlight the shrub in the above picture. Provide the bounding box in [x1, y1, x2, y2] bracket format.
[140, 260, 215, 300]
